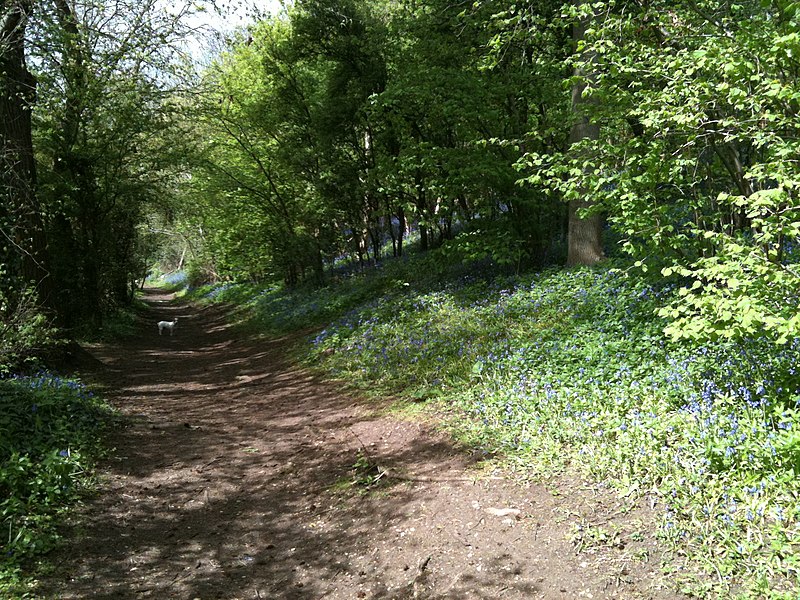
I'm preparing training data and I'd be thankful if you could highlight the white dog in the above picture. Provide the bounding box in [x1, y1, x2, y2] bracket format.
[157, 317, 178, 336]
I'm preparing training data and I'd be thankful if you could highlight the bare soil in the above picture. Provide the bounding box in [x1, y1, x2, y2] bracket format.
[38, 290, 687, 599]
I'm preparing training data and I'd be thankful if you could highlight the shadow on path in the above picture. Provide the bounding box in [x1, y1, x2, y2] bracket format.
[39, 290, 683, 600]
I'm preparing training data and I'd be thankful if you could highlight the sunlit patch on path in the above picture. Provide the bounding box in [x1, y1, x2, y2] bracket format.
[39, 290, 683, 599]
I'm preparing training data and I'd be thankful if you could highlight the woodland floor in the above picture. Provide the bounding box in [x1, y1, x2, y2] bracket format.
[38, 289, 688, 599]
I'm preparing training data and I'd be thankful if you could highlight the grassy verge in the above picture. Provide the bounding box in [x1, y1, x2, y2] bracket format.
[186, 252, 497, 334]
[196, 257, 800, 598]
[0, 373, 114, 598]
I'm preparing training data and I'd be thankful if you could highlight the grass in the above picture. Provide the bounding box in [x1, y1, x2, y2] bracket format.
[186, 250, 500, 335]
[317, 267, 800, 597]
[79, 303, 148, 342]
[0, 372, 114, 598]
[148, 270, 189, 294]
[197, 250, 800, 598]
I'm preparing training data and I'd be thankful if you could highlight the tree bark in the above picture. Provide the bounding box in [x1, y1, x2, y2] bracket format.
[396, 205, 405, 257]
[1, 1, 53, 306]
[566, 1, 604, 267]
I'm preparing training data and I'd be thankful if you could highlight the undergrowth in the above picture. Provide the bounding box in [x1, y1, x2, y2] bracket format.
[0, 373, 113, 598]
[199, 256, 800, 598]
[188, 252, 498, 334]
[75, 304, 146, 342]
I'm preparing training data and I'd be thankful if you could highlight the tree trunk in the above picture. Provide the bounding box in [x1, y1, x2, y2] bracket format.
[414, 169, 430, 252]
[567, 196, 603, 266]
[396, 205, 405, 257]
[566, 1, 604, 267]
[0, 1, 53, 306]
[369, 227, 381, 264]
[312, 238, 325, 284]
[387, 199, 398, 257]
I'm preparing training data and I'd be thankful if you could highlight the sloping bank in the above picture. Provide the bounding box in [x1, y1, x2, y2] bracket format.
[196, 262, 800, 599]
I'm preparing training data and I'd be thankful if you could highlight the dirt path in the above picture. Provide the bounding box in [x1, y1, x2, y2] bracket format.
[40, 291, 685, 599]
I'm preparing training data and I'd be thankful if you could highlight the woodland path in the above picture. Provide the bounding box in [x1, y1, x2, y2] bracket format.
[40, 290, 685, 599]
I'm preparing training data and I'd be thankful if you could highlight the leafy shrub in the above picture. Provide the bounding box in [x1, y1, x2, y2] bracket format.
[184, 262, 217, 289]
[74, 304, 144, 342]
[0, 285, 58, 375]
[0, 373, 113, 596]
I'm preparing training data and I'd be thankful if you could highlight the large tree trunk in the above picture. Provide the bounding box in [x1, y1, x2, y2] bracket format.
[566, 1, 604, 267]
[567, 194, 603, 266]
[1, 1, 54, 307]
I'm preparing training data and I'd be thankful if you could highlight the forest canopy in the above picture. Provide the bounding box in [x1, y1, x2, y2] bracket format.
[1, 0, 799, 349]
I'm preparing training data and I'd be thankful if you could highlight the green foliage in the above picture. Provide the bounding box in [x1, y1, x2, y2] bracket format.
[178, 0, 570, 287]
[0, 373, 113, 597]
[303, 263, 800, 597]
[25, 0, 202, 326]
[76, 304, 144, 342]
[183, 15, 336, 286]
[0, 283, 59, 375]
[187, 0, 800, 355]
[660, 233, 800, 345]
[516, 0, 800, 347]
